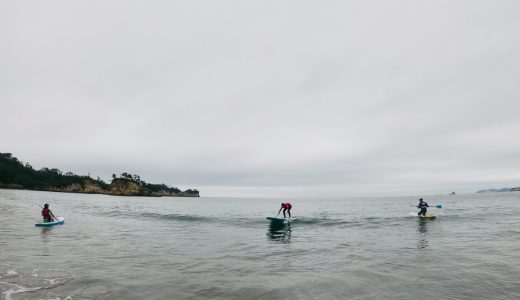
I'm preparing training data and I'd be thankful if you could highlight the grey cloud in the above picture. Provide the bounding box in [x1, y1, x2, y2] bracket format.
[2, 1, 520, 197]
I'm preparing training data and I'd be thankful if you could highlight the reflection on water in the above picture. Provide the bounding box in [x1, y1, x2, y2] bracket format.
[38, 228, 54, 257]
[40, 228, 51, 245]
[417, 218, 428, 233]
[266, 222, 291, 243]
[40, 227, 52, 234]
[416, 219, 429, 249]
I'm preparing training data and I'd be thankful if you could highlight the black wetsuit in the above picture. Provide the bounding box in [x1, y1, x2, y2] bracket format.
[418, 202, 429, 216]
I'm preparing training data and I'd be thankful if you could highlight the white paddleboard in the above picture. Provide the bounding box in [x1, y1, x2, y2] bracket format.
[409, 212, 436, 219]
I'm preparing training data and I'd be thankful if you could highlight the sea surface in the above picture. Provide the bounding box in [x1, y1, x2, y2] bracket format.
[1, 189, 520, 300]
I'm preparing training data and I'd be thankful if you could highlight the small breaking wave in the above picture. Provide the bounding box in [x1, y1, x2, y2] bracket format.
[139, 212, 215, 223]
[290, 217, 354, 227]
[96, 210, 217, 223]
[0, 267, 73, 300]
[96, 209, 427, 229]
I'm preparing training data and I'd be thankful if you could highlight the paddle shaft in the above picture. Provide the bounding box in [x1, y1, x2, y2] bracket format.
[413, 204, 442, 209]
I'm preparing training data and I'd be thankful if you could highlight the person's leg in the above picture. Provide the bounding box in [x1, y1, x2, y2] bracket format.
[287, 209, 291, 218]
[283, 208, 287, 218]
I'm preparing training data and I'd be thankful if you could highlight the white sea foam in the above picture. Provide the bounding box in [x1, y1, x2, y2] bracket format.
[1, 273, 72, 300]
[1, 282, 43, 300]
[45, 278, 61, 285]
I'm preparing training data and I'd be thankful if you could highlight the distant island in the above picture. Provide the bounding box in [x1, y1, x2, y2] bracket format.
[477, 187, 520, 193]
[0, 152, 199, 197]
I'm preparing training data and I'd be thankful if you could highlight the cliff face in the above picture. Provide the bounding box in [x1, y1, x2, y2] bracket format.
[36, 181, 199, 197]
[28, 180, 199, 197]
[34, 179, 106, 194]
[106, 178, 199, 197]
[178, 190, 200, 197]
[149, 190, 173, 197]
[58, 180, 105, 194]
[104, 179, 200, 197]
[109, 180, 142, 196]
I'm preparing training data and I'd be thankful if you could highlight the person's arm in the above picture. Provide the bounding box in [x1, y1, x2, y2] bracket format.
[277, 207, 283, 215]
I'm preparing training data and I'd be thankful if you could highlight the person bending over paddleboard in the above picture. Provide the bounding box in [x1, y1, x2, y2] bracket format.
[41, 204, 57, 222]
[278, 202, 292, 218]
[417, 198, 429, 217]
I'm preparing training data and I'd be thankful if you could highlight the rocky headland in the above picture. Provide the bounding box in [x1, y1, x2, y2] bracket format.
[0, 153, 199, 197]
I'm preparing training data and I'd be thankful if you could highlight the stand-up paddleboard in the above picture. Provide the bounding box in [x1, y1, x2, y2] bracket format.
[266, 216, 293, 223]
[420, 214, 436, 220]
[35, 217, 64, 227]
[409, 212, 437, 219]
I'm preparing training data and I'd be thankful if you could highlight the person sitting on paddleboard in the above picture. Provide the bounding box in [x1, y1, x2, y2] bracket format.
[41, 204, 56, 222]
[417, 198, 429, 217]
[278, 202, 292, 218]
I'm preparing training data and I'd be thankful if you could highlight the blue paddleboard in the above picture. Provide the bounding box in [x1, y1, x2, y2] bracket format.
[266, 216, 293, 223]
[35, 217, 65, 227]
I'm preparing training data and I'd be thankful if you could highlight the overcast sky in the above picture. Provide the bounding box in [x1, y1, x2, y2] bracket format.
[2, 1, 520, 197]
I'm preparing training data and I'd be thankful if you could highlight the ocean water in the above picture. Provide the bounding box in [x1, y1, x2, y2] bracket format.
[1, 189, 520, 300]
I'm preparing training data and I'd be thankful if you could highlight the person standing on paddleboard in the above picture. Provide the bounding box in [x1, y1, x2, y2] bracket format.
[277, 202, 292, 218]
[41, 204, 57, 222]
[417, 198, 429, 217]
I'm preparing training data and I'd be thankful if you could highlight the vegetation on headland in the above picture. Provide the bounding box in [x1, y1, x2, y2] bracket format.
[0, 153, 199, 197]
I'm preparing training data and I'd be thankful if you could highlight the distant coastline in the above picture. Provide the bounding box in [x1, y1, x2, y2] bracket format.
[477, 187, 520, 193]
[0, 153, 199, 197]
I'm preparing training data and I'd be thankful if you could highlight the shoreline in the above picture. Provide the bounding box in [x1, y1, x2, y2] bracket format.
[0, 186, 200, 197]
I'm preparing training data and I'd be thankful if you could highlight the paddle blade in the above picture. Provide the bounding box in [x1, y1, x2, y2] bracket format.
[435, 204, 443, 209]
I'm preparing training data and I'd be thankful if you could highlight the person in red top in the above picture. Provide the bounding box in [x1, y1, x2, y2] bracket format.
[277, 202, 292, 218]
[41, 204, 56, 222]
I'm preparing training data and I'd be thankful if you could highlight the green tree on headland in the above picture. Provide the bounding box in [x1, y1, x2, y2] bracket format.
[0, 152, 199, 197]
